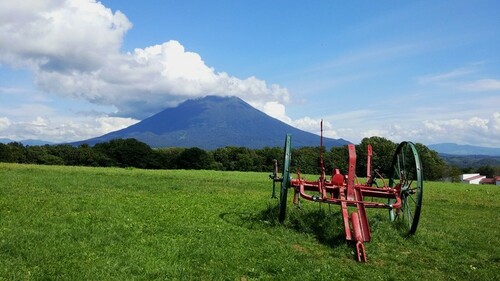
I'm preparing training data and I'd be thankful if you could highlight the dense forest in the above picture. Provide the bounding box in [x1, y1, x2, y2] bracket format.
[1, 137, 497, 181]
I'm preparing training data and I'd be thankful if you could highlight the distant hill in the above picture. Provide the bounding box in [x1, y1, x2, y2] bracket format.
[439, 154, 500, 168]
[71, 96, 350, 150]
[0, 138, 54, 146]
[428, 143, 500, 168]
[428, 143, 500, 156]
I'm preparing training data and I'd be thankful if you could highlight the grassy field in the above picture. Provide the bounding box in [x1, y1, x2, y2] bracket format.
[0, 163, 499, 280]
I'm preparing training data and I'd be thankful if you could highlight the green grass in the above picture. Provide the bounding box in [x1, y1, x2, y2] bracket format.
[0, 163, 499, 280]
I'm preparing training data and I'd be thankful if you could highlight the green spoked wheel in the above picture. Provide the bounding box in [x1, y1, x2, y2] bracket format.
[278, 134, 292, 223]
[388, 141, 423, 235]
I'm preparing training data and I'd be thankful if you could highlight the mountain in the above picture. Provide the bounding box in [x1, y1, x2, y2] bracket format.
[0, 138, 12, 144]
[439, 153, 500, 168]
[72, 96, 350, 150]
[0, 138, 54, 146]
[428, 143, 500, 156]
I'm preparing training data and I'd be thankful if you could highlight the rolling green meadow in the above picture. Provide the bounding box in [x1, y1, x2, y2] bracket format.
[0, 163, 499, 280]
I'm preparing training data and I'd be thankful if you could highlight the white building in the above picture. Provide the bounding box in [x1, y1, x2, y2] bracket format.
[460, 173, 486, 185]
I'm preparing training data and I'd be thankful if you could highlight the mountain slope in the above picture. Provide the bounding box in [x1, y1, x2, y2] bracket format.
[73, 96, 350, 149]
[428, 143, 500, 156]
[439, 153, 500, 168]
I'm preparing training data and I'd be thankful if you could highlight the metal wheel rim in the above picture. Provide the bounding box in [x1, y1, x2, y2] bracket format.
[388, 141, 423, 235]
[278, 134, 292, 223]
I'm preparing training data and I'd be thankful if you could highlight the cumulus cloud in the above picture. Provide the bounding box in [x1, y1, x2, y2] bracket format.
[292, 117, 338, 138]
[259, 101, 290, 122]
[1, 115, 138, 142]
[0, 0, 290, 120]
[328, 111, 500, 147]
[388, 113, 500, 147]
[0, 117, 11, 131]
[0, 0, 130, 69]
[252, 100, 337, 138]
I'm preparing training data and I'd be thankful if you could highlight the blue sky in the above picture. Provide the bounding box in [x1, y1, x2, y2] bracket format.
[0, 0, 499, 147]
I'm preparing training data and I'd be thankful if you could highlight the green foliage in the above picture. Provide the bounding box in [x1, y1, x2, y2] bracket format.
[177, 147, 214, 170]
[292, 146, 323, 174]
[0, 138, 496, 181]
[0, 164, 499, 280]
[415, 143, 447, 180]
[476, 166, 495, 178]
[24, 145, 64, 165]
[358, 137, 397, 177]
[152, 147, 185, 169]
[94, 138, 155, 168]
[440, 165, 463, 182]
[0, 142, 26, 163]
[255, 146, 282, 172]
[329, 146, 349, 174]
[212, 146, 261, 171]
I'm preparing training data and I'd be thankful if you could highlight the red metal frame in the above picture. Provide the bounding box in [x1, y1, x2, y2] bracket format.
[278, 124, 403, 262]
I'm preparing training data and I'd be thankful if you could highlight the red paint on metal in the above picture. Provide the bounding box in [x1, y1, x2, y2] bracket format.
[354, 188, 371, 242]
[273, 126, 416, 262]
[366, 144, 372, 179]
[341, 200, 352, 241]
[356, 241, 367, 262]
[351, 212, 362, 241]
[347, 144, 356, 200]
[351, 212, 367, 262]
[332, 173, 344, 186]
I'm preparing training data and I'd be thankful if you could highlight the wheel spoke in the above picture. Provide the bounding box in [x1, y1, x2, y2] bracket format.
[405, 201, 413, 226]
[408, 194, 417, 205]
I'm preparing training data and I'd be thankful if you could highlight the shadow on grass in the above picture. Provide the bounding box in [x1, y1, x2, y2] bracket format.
[287, 205, 348, 248]
[219, 210, 272, 231]
[220, 200, 417, 263]
[220, 201, 349, 248]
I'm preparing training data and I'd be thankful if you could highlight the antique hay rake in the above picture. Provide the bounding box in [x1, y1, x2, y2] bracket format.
[269, 124, 423, 262]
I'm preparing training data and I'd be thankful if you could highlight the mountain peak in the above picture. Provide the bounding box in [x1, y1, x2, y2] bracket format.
[73, 95, 350, 149]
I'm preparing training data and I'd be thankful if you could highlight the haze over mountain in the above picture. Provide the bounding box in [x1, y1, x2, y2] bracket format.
[0, 138, 54, 146]
[71, 96, 350, 150]
[428, 143, 500, 156]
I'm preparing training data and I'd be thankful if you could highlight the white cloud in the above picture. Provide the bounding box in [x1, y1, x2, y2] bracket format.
[460, 79, 500, 91]
[417, 65, 500, 94]
[94, 116, 139, 135]
[1, 115, 138, 142]
[259, 101, 290, 122]
[292, 117, 338, 138]
[250, 100, 338, 138]
[326, 112, 500, 148]
[0, 0, 130, 69]
[396, 114, 500, 147]
[0, 0, 290, 120]
[0, 117, 11, 131]
[417, 67, 474, 84]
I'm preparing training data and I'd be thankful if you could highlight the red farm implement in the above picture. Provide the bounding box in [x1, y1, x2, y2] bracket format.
[269, 125, 423, 262]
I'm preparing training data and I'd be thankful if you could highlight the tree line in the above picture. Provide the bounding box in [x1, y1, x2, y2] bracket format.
[0, 136, 493, 181]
